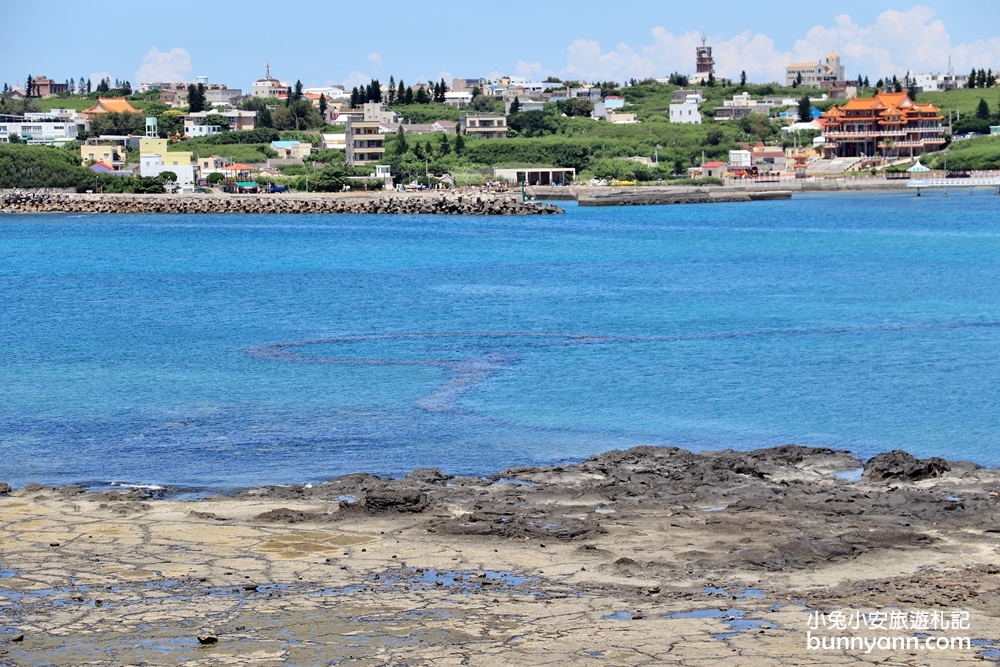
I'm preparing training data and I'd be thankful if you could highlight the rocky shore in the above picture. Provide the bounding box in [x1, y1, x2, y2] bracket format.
[0, 190, 564, 216]
[1, 445, 998, 666]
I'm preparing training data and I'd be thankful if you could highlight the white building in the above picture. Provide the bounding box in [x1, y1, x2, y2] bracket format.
[0, 116, 80, 145]
[786, 52, 845, 88]
[252, 62, 290, 98]
[669, 93, 702, 124]
[362, 102, 400, 125]
[304, 86, 349, 101]
[444, 91, 473, 107]
[140, 154, 196, 186]
[184, 109, 257, 132]
[729, 150, 752, 167]
[906, 70, 969, 92]
[322, 133, 346, 150]
[184, 123, 221, 137]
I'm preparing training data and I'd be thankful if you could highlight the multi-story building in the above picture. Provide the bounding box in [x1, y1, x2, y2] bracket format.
[906, 70, 969, 92]
[139, 137, 196, 185]
[786, 53, 845, 88]
[669, 92, 702, 124]
[184, 109, 257, 132]
[459, 114, 507, 139]
[252, 63, 290, 98]
[345, 118, 385, 166]
[27, 76, 69, 98]
[820, 91, 945, 158]
[0, 116, 79, 145]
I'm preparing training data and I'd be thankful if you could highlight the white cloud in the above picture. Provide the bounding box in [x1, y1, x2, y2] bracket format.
[513, 60, 555, 80]
[89, 71, 112, 87]
[367, 52, 383, 68]
[558, 6, 1000, 84]
[134, 47, 192, 83]
[342, 71, 372, 89]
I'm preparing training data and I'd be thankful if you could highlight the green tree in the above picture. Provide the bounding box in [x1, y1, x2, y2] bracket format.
[404, 86, 414, 104]
[437, 132, 450, 156]
[438, 78, 448, 102]
[387, 76, 396, 105]
[350, 87, 360, 108]
[238, 97, 274, 128]
[707, 71, 716, 87]
[797, 95, 811, 122]
[508, 96, 521, 114]
[415, 86, 430, 104]
[453, 131, 465, 155]
[319, 94, 328, 117]
[201, 113, 231, 131]
[187, 83, 205, 112]
[907, 80, 918, 101]
[740, 70, 747, 88]
[976, 98, 990, 119]
[158, 171, 177, 183]
[507, 109, 561, 137]
[271, 99, 323, 130]
[25, 74, 34, 98]
[794, 72, 802, 88]
[470, 94, 494, 112]
[397, 80, 405, 105]
[412, 141, 425, 160]
[96, 78, 110, 94]
[206, 172, 225, 184]
[863, 76, 870, 88]
[969, 68, 977, 89]
[393, 126, 409, 155]
[90, 112, 146, 135]
[876, 78, 884, 90]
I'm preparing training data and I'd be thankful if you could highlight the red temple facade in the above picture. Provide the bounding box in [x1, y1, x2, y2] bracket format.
[820, 92, 945, 159]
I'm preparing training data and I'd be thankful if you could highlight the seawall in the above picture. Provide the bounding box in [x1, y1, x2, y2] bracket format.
[0, 191, 564, 215]
[577, 188, 792, 206]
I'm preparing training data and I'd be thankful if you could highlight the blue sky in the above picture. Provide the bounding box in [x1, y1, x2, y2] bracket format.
[2, 1, 997, 91]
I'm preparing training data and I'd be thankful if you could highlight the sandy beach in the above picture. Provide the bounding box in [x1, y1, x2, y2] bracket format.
[2, 445, 998, 666]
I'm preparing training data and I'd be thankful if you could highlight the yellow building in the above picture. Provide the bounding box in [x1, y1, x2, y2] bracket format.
[139, 138, 169, 155]
[80, 144, 124, 166]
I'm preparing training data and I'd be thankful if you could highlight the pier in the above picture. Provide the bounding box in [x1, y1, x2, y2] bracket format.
[907, 177, 1000, 194]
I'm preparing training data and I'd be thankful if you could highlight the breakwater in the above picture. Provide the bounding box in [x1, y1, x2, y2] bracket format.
[0, 191, 564, 215]
[577, 188, 791, 206]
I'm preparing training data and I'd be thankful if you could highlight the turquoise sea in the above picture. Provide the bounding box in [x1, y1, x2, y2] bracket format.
[1, 192, 999, 490]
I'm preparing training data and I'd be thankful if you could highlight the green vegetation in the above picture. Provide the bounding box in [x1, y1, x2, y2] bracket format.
[0, 143, 165, 192]
[0, 143, 89, 188]
[926, 135, 1000, 170]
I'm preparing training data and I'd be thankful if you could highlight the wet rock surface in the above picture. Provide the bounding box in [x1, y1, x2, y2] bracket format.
[2, 444, 999, 666]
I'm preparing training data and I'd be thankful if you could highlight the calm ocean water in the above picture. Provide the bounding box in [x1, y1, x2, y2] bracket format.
[1, 192, 999, 490]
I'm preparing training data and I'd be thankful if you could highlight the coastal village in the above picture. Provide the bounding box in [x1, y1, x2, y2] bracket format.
[1, 44, 999, 194]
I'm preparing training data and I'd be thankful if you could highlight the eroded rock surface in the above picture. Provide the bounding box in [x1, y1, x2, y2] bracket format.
[2, 444, 999, 666]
